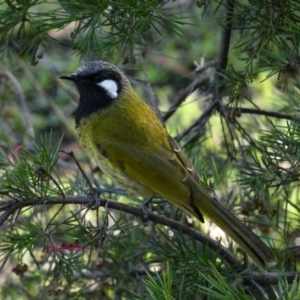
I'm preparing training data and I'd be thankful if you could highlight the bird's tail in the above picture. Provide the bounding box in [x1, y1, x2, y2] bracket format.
[192, 187, 276, 271]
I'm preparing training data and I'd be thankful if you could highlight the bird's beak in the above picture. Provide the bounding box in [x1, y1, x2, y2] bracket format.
[60, 74, 77, 81]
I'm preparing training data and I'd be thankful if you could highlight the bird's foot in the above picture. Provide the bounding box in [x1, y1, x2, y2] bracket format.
[141, 198, 153, 221]
[87, 188, 101, 210]
[88, 188, 127, 209]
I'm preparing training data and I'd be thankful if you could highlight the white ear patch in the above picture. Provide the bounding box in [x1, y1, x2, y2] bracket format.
[97, 79, 118, 98]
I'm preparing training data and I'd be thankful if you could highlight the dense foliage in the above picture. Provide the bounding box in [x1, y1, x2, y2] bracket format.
[0, 0, 299, 299]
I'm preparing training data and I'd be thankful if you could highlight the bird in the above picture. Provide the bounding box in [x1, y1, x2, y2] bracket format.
[60, 60, 276, 271]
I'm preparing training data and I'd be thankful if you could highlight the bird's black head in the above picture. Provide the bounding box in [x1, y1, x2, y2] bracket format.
[60, 60, 129, 126]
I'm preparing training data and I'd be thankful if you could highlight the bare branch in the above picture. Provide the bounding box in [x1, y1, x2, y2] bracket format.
[17, 58, 75, 139]
[216, 0, 235, 72]
[247, 272, 299, 286]
[163, 73, 212, 121]
[141, 57, 164, 124]
[175, 99, 220, 144]
[0, 70, 35, 138]
[237, 108, 294, 120]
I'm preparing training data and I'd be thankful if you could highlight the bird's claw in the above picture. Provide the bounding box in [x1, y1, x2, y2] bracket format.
[87, 188, 127, 209]
[141, 198, 153, 221]
[88, 188, 101, 210]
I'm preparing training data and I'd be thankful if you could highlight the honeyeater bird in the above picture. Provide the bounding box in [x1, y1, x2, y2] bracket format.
[60, 60, 276, 271]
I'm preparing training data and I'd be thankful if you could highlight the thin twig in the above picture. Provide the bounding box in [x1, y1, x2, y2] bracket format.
[237, 107, 294, 120]
[216, 0, 235, 73]
[245, 272, 299, 286]
[36, 167, 66, 199]
[46, 205, 88, 235]
[0, 205, 16, 227]
[213, 0, 236, 119]
[141, 57, 164, 124]
[44, 204, 66, 232]
[0, 70, 35, 137]
[221, 115, 236, 159]
[228, 122, 246, 159]
[56, 76, 80, 100]
[233, 120, 262, 151]
[246, 279, 269, 299]
[163, 73, 212, 121]
[178, 0, 236, 146]
[17, 58, 75, 138]
[175, 99, 220, 144]
[59, 150, 94, 193]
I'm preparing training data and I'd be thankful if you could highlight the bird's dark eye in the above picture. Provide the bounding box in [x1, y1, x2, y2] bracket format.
[94, 75, 104, 82]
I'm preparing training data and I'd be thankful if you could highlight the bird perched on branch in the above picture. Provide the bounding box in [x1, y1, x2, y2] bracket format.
[60, 60, 276, 271]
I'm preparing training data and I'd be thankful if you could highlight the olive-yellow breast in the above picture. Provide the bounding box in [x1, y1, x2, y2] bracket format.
[60, 60, 276, 271]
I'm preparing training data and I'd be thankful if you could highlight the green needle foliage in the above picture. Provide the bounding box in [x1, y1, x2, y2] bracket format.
[0, 0, 300, 299]
[0, 0, 190, 63]
[0, 133, 63, 200]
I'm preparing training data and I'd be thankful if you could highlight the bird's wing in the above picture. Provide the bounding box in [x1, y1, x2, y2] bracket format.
[106, 137, 205, 220]
[167, 135, 199, 181]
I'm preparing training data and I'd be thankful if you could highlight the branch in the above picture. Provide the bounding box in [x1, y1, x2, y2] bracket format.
[179, 0, 236, 147]
[163, 73, 212, 122]
[0, 70, 35, 138]
[216, 0, 235, 72]
[213, 0, 236, 114]
[175, 99, 220, 144]
[1, 195, 298, 286]
[0, 195, 239, 268]
[246, 271, 299, 286]
[141, 57, 164, 124]
[237, 108, 294, 120]
[157, 1, 236, 144]
[17, 58, 75, 139]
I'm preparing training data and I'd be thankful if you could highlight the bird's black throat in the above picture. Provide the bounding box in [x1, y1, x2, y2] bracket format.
[74, 81, 115, 127]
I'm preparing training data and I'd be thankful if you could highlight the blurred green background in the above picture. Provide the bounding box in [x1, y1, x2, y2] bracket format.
[0, 0, 299, 299]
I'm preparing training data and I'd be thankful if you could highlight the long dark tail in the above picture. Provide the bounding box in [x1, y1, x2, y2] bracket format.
[193, 188, 276, 271]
